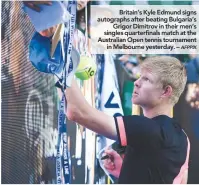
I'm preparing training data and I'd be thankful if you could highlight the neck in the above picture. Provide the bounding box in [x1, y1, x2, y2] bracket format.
[142, 104, 173, 119]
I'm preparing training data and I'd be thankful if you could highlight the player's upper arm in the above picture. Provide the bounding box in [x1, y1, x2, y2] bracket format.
[65, 79, 117, 140]
[82, 106, 117, 140]
[114, 115, 162, 149]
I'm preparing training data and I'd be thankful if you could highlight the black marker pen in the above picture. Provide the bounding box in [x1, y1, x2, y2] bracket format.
[101, 155, 114, 161]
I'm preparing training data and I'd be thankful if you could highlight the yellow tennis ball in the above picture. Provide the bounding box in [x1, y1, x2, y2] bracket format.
[75, 56, 96, 80]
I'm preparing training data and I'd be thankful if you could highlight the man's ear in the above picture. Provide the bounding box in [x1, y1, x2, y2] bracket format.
[161, 85, 173, 98]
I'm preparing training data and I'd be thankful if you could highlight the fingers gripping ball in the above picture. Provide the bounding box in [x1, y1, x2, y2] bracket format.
[75, 56, 96, 80]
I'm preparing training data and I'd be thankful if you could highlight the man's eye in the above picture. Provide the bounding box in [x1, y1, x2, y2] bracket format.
[143, 77, 149, 81]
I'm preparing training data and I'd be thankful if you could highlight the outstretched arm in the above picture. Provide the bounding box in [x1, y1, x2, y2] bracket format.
[65, 79, 117, 140]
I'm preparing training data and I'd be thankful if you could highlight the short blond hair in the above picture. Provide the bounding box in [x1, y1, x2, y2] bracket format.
[140, 56, 187, 105]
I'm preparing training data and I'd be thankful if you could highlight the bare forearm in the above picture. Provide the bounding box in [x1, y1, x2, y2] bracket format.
[84, 107, 117, 140]
[65, 79, 91, 121]
[65, 79, 117, 140]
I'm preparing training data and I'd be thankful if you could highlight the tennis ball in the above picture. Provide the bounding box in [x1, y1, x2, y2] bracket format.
[75, 56, 96, 80]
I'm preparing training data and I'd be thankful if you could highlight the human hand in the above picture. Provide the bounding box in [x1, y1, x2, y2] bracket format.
[102, 148, 123, 178]
[39, 25, 58, 37]
[23, 1, 52, 12]
[77, 0, 90, 11]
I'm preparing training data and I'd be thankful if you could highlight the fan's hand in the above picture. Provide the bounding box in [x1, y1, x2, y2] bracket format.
[23, 1, 52, 12]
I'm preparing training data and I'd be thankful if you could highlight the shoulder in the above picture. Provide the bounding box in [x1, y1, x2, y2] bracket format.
[152, 115, 181, 133]
[155, 116, 189, 147]
[115, 115, 162, 140]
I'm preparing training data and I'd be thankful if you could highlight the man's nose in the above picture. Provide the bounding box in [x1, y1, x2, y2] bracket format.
[134, 78, 141, 88]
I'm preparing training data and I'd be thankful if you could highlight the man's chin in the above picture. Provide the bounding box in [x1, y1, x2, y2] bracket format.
[131, 98, 140, 105]
[133, 102, 140, 106]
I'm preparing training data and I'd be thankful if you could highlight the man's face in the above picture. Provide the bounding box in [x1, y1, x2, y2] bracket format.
[132, 68, 164, 108]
